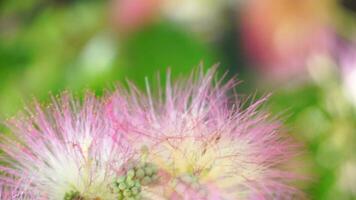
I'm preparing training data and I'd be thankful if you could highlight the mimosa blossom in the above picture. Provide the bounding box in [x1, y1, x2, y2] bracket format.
[106, 67, 302, 199]
[0, 67, 303, 200]
[0, 93, 132, 199]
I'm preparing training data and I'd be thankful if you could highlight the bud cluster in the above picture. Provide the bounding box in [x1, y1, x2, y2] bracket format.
[113, 162, 159, 200]
[63, 190, 84, 200]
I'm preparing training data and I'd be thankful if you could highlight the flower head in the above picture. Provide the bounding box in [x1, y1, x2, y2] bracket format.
[106, 67, 302, 199]
[0, 93, 132, 199]
[0, 67, 302, 200]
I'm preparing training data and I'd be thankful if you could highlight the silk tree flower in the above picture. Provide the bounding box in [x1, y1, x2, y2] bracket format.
[106, 67, 302, 199]
[0, 93, 134, 200]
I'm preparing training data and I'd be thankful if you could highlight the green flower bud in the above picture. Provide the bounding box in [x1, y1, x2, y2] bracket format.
[151, 174, 159, 182]
[141, 176, 151, 185]
[144, 167, 153, 176]
[123, 189, 132, 197]
[136, 162, 145, 169]
[135, 169, 145, 179]
[118, 182, 127, 190]
[134, 180, 141, 188]
[117, 192, 123, 200]
[126, 179, 135, 188]
[151, 164, 158, 174]
[127, 169, 135, 179]
[63, 190, 82, 200]
[132, 187, 139, 195]
[117, 176, 126, 183]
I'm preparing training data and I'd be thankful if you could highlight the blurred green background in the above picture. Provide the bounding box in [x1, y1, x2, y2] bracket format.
[1, 0, 356, 199]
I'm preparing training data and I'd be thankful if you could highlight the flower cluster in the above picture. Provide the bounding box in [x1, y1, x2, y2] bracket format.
[0, 68, 301, 199]
[0, 93, 132, 199]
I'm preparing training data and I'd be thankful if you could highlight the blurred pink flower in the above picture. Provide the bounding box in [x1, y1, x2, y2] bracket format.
[111, 0, 160, 32]
[337, 39, 356, 106]
[106, 67, 303, 199]
[110, 0, 233, 39]
[0, 93, 132, 199]
[241, 0, 334, 81]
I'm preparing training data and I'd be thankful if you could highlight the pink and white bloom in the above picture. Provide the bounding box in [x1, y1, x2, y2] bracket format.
[0, 68, 303, 199]
[0, 93, 132, 199]
[106, 67, 302, 199]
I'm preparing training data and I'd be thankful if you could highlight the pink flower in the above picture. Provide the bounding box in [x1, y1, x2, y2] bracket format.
[106, 67, 303, 199]
[111, 0, 160, 32]
[241, 0, 333, 82]
[0, 93, 132, 199]
[0, 67, 303, 199]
